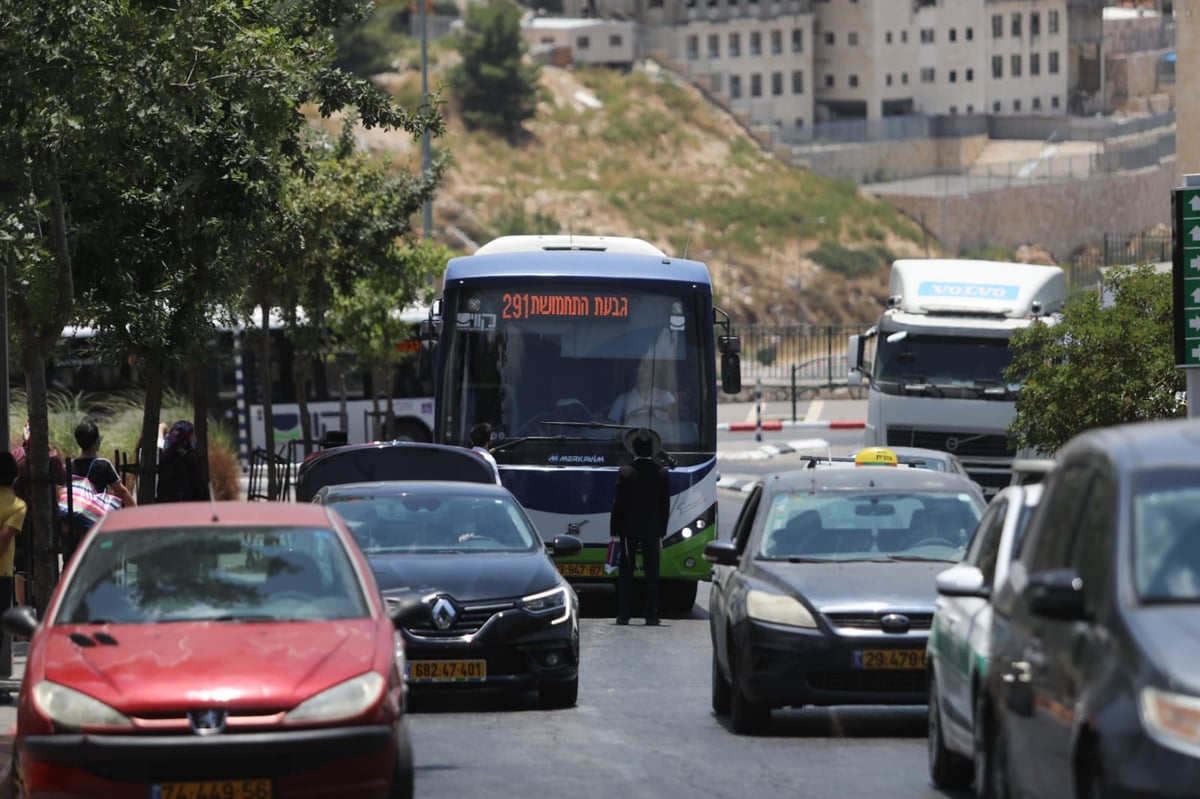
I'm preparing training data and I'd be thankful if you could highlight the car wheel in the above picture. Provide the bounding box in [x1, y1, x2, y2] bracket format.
[729, 657, 769, 735]
[538, 676, 579, 709]
[661, 579, 698, 613]
[928, 673, 973, 789]
[387, 723, 415, 799]
[711, 651, 731, 716]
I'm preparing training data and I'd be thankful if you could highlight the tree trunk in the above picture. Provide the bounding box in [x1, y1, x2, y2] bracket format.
[294, 349, 314, 459]
[137, 369, 165, 505]
[191, 364, 210, 489]
[21, 344, 59, 616]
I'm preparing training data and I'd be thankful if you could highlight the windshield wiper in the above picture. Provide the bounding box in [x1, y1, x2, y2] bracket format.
[210, 614, 285, 623]
[901, 379, 944, 396]
[880, 555, 958, 562]
[969, 379, 1016, 399]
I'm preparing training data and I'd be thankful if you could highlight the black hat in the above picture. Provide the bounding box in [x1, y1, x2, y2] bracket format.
[623, 427, 662, 459]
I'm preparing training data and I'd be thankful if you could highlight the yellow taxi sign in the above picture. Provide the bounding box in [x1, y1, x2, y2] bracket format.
[855, 447, 899, 467]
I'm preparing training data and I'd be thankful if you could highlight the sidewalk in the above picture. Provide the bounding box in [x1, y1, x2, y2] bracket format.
[0, 640, 24, 790]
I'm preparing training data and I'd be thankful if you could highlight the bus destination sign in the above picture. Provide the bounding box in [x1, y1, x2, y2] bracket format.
[501, 292, 629, 320]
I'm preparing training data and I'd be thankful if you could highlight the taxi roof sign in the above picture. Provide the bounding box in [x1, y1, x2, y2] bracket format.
[855, 447, 899, 467]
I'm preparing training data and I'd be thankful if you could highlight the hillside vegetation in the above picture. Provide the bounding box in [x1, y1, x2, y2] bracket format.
[333, 48, 945, 325]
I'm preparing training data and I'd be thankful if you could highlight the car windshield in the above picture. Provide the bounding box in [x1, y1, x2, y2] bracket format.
[327, 494, 541, 554]
[755, 490, 982, 562]
[55, 526, 370, 624]
[1134, 473, 1200, 602]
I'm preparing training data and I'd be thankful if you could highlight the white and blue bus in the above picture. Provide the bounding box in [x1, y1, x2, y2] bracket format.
[425, 235, 742, 611]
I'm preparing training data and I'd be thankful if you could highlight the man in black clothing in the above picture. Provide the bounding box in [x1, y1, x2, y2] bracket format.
[611, 427, 670, 626]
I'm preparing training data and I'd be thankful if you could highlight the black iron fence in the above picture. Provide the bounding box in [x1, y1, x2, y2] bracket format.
[731, 324, 863, 393]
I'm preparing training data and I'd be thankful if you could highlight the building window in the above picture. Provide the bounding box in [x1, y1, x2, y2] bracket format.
[966, 68, 974, 81]
[824, 74, 834, 88]
[1011, 13, 1021, 38]
[750, 73, 762, 97]
[577, 36, 590, 49]
[687, 35, 699, 59]
[993, 101, 1002, 113]
[920, 67, 935, 83]
[1032, 97, 1041, 111]
[886, 31, 893, 44]
[648, 0, 663, 7]
[886, 73, 892, 86]
[992, 14, 1002, 38]
[967, 104, 974, 114]
[1011, 54, 1021, 77]
[920, 29, 934, 44]
[708, 34, 719, 58]
[848, 32, 858, 46]
[1013, 99, 1021, 112]
[772, 72, 783, 95]
[949, 106, 957, 115]
[791, 70, 804, 93]
[966, 27, 973, 41]
[1030, 52, 1040, 76]
[1049, 51, 1059, 74]
[849, 74, 858, 88]
[792, 29, 803, 53]
[1051, 95, 1060, 109]
[901, 30, 907, 43]
[609, 34, 622, 46]
[949, 69, 957, 83]
[824, 31, 834, 46]
[750, 31, 762, 55]
[730, 75, 742, 99]
[1049, 10, 1059, 35]
[729, 32, 741, 57]
[771, 30, 782, 54]
[949, 29, 957, 43]
[901, 72, 908, 85]
[992, 55, 1002, 79]
[1030, 12, 1040, 37]
[794, 117, 804, 129]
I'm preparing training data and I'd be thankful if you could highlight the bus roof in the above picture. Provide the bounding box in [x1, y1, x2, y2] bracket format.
[474, 235, 666, 256]
[444, 246, 712, 286]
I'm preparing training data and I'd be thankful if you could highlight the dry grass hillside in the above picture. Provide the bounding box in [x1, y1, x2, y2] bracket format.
[325, 55, 951, 326]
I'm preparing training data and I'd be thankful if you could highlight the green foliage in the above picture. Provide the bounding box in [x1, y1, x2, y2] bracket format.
[334, 5, 409, 78]
[1006, 264, 1185, 455]
[446, 0, 540, 137]
[961, 246, 1019, 262]
[491, 205, 560, 237]
[807, 241, 891, 279]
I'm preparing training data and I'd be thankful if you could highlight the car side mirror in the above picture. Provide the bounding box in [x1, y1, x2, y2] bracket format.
[703, 539, 739, 566]
[386, 594, 432, 629]
[549, 534, 584, 559]
[935, 564, 991, 599]
[1, 605, 37, 638]
[1026, 568, 1087, 621]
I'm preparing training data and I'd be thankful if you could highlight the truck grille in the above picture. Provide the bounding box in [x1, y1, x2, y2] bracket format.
[885, 427, 1014, 459]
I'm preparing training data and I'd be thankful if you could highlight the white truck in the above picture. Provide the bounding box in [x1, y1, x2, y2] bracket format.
[847, 259, 1066, 496]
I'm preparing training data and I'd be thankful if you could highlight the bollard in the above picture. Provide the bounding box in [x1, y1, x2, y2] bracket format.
[755, 378, 763, 442]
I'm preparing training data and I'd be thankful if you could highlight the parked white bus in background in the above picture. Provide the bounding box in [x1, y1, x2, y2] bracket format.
[848, 259, 1066, 496]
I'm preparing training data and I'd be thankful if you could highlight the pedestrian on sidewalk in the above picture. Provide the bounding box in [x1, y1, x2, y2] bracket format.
[611, 427, 670, 626]
[0, 451, 28, 702]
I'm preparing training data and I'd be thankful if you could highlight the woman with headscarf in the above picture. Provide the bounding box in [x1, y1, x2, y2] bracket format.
[155, 420, 210, 503]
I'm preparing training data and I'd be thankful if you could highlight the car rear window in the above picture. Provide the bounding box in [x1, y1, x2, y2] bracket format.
[296, 445, 497, 501]
[56, 526, 370, 624]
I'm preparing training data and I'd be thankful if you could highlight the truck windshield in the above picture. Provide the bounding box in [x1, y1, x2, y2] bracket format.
[874, 334, 1016, 389]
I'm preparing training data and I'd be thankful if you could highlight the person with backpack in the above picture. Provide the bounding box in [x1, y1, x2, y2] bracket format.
[155, 420, 209, 503]
[64, 420, 135, 561]
[11, 421, 66, 605]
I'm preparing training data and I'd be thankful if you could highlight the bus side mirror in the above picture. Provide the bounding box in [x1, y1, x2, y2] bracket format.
[719, 336, 741, 395]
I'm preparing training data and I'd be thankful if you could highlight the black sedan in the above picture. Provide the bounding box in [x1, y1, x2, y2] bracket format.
[980, 418, 1200, 798]
[705, 462, 986, 734]
[313, 480, 583, 709]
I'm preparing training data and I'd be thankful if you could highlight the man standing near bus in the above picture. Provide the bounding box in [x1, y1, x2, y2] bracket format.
[611, 427, 670, 626]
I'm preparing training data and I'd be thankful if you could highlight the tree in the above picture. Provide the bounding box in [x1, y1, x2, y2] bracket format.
[1006, 264, 1185, 455]
[0, 0, 443, 606]
[446, 0, 541, 138]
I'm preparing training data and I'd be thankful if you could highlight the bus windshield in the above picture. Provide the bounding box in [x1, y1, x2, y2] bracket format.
[437, 283, 715, 464]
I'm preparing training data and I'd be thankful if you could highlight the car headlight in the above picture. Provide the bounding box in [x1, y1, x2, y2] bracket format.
[285, 672, 386, 724]
[746, 589, 817, 628]
[520, 585, 571, 624]
[33, 681, 133, 731]
[1140, 686, 1200, 758]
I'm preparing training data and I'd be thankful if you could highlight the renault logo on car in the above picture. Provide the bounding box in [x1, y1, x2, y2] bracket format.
[432, 597, 457, 631]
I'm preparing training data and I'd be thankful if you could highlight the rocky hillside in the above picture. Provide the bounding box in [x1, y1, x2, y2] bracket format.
[336, 55, 947, 326]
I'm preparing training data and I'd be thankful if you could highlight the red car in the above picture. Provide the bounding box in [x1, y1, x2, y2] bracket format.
[1, 502, 426, 799]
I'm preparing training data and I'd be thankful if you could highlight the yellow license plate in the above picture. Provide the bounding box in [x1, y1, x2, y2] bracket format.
[155, 779, 272, 799]
[557, 562, 605, 578]
[408, 659, 487, 682]
[856, 649, 926, 670]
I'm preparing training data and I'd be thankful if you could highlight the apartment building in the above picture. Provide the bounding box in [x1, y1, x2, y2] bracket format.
[563, 0, 1073, 131]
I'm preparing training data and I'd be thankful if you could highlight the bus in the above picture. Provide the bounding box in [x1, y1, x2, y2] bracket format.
[424, 235, 742, 611]
[46, 307, 435, 462]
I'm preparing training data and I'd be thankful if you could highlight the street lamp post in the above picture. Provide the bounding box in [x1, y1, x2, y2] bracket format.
[420, 0, 432, 239]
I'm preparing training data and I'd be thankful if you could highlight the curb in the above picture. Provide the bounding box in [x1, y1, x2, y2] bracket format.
[718, 420, 865, 432]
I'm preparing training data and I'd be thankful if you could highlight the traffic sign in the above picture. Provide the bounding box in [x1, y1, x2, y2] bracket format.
[1172, 183, 1200, 367]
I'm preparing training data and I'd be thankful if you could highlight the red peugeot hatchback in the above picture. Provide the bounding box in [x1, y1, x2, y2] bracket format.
[1, 502, 426, 799]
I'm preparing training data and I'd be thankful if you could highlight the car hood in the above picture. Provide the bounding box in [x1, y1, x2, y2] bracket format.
[1136, 607, 1200, 694]
[37, 620, 381, 714]
[752, 559, 949, 611]
[371, 551, 562, 601]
